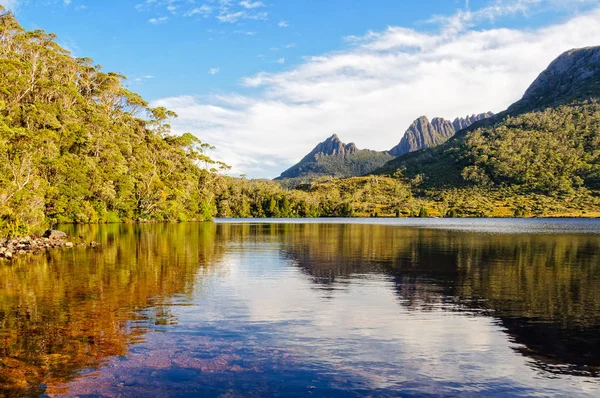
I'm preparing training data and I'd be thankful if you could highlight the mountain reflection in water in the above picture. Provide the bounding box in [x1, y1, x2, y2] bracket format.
[0, 220, 599, 397]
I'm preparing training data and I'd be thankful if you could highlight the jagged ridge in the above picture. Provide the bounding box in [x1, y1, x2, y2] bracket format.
[390, 113, 493, 157]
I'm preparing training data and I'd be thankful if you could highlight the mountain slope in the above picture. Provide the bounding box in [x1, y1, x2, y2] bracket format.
[376, 46, 600, 193]
[390, 113, 493, 156]
[276, 134, 393, 181]
[508, 46, 600, 114]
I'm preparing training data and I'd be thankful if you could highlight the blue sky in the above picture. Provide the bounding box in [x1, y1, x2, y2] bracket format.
[9, 0, 479, 98]
[4, 0, 600, 177]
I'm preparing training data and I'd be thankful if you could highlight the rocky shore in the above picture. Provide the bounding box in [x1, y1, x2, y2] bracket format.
[0, 230, 98, 260]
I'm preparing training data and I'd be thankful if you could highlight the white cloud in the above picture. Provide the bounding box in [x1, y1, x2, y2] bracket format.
[217, 10, 267, 23]
[148, 16, 168, 24]
[239, 0, 264, 9]
[153, 3, 600, 178]
[234, 30, 257, 35]
[185, 5, 212, 17]
[277, 57, 285, 64]
[63, 0, 71, 5]
[217, 11, 243, 23]
[131, 75, 154, 84]
[209, 67, 220, 75]
[138, 0, 269, 24]
[278, 20, 288, 28]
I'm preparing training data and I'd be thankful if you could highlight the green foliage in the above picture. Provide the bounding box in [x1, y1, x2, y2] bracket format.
[214, 176, 413, 218]
[0, 10, 224, 237]
[462, 103, 600, 193]
[378, 102, 600, 196]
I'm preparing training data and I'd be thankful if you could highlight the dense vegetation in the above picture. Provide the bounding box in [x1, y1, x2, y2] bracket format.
[379, 102, 600, 196]
[462, 103, 600, 193]
[215, 176, 413, 218]
[0, 8, 226, 237]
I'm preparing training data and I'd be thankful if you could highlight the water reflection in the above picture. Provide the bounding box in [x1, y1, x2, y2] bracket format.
[274, 223, 600, 374]
[0, 221, 599, 396]
[0, 223, 222, 396]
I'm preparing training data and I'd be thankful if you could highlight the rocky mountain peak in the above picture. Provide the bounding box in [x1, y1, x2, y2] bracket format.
[312, 134, 356, 157]
[390, 112, 493, 157]
[508, 46, 600, 113]
[275, 134, 393, 181]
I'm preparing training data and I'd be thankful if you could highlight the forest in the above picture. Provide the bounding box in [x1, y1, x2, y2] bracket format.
[0, 6, 599, 239]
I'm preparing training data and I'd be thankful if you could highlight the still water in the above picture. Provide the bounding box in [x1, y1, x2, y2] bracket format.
[1, 219, 600, 397]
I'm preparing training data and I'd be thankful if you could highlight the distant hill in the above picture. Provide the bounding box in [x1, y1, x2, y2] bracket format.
[376, 46, 600, 193]
[275, 134, 394, 182]
[390, 113, 493, 157]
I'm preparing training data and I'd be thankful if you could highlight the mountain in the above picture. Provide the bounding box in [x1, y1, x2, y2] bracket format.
[507, 46, 600, 114]
[452, 113, 495, 131]
[277, 112, 493, 184]
[376, 46, 600, 193]
[276, 134, 394, 182]
[390, 113, 493, 157]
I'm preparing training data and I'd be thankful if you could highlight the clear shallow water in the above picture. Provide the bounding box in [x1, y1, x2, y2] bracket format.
[1, 220, 600, 397]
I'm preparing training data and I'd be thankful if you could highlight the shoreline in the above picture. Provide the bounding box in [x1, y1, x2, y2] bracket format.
[3, 215, 600, 261]
[0, 230, 99, 260]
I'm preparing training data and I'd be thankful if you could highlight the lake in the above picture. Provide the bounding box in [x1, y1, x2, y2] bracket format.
[1, 219, 600, 397]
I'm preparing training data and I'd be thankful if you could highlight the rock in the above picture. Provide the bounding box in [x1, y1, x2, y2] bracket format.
[389, 112, 493, 157]
[43, 230, 68, 240]
[276, 134, 394, 181]
[508, 46, 600, 113]
[4, 251, 12, 260]
[65, 242, 74, 248]
[90, 241, 99, 248]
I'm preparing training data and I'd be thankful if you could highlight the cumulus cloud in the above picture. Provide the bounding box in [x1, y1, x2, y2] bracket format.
[153, 2, 600, 178]
[209, 67, 220, 75]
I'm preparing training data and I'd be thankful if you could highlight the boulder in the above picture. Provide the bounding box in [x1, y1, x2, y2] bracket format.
[43, 230, 68, 240]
